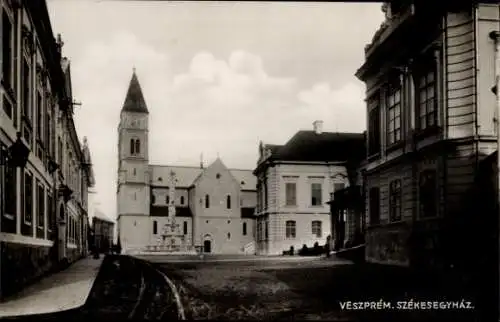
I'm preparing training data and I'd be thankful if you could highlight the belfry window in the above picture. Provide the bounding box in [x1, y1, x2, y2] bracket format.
[130, 138, 141, 155]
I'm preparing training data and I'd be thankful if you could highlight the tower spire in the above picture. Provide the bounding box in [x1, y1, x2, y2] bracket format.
[121, 69, 149, 114]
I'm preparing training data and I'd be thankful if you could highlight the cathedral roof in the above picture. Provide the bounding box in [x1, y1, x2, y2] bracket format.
[150, 164, 256, 190]
[121, 69, 149, 114]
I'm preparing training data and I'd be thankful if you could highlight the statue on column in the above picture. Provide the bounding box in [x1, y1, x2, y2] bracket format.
[161, 170, 184, 251]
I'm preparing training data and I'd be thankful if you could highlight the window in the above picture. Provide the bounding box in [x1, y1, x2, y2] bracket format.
[135, 139, 140, 154]
[130, 138, 140, 155]
[285, 220, 296, 239]
[369, 187, 380, 225]
[4, 155, 16, 218]
[166, 195, 170, 205]
[24, 171, 33, 225]
[205, 194, 210, 208]
[243, 222, 247, 235]
[263, 179, 268, 208]
[58, 137, 63, 166]
[285, 182, 297, 206]
[183, 221, 187, 235]
[48, 193, 54, 237]
[2, 10, 12, 88]
[226, 195, 231, 209]
[265, 220, 268, 239]
[368, 98, 381, 156]
[151, 194, 156, 204]
[153, 220, 157, 235]
[386, 81, 402, 145]
[312, 220, 322, 238]
[311, 183, 322, 206]
[227, 232, 231, 240]
[37, 182, 45, 229]
[36, 91, 43, 139]
[22, 58, 31, 121]
[389, 179, 402, 222]
[3, 95, 14, 122]
[133, 168, 136, 176]
[416, 61, 437, 130]
[419, 170, 438, 218]
[45, 109, 51, 152]
[180, 196, 185, 205]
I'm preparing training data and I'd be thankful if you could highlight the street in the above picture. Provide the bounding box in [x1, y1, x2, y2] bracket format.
[147, 255, 478, 321]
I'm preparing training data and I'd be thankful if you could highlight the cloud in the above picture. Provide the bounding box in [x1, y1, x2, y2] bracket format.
[297, 82, 366, 133]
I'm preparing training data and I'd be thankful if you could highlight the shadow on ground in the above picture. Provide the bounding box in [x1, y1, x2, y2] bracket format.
[159, 259, 481, 321]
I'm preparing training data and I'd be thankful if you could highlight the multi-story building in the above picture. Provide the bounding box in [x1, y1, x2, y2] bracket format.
[253, 120, 365, 255]
[116, 70, 257, 255]
[0, 0, 94, 298]
[92, 212, 114, 253]
[355, 2, 499, 269]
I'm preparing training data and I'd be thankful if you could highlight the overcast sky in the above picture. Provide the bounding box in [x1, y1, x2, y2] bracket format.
[47, 0, 385, 221]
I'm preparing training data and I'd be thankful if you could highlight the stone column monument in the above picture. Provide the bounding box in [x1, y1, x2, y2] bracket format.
[161, 170, 184, 251]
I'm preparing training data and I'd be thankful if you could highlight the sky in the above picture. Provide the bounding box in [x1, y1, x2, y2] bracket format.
[46, 0, 385, 221]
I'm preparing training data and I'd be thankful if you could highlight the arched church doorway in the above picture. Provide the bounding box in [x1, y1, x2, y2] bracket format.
[204, 240, 212, 253]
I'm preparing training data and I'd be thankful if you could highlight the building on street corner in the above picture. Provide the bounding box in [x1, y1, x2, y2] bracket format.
[91, 212, 114, 254]
[253, 120, 365, 255]
[0, 0, 94, 299]
[355, 2, 499, 269]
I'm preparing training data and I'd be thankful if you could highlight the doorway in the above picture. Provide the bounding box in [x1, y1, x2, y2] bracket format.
[203, 240, 212, 253]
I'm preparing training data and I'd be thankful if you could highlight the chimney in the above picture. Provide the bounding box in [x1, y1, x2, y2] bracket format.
[313, 120, 323, 134]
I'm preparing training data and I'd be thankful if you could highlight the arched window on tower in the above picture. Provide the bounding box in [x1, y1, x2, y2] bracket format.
[226, 195, 231, 209]
[166, 195, 170, 205]
[205, 194, 210, 208]
[130, 138, 135, 155]
[130, 138, 141, 156]
[135, 139, 141, 154]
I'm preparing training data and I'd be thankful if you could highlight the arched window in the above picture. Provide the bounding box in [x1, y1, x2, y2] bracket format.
[243, 222, 247, 236]
[130, 138, 141, 155]
[135, 139, 141, 154]
[180, 196, 185, 205]
[205, 194, 210, 208]
[183, 221, 188, 235]
[130, 139, 135, 155]
[166, 195, 170, 205]
[226, 195, 231, 209]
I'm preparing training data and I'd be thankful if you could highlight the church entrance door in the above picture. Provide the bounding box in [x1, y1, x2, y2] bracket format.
[203, 240, 212, 253]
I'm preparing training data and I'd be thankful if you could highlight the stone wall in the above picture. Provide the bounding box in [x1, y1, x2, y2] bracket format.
[1, 242, 56, 298]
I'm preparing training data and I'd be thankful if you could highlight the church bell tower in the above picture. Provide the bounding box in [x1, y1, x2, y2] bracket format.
[116, 68, 151, 253]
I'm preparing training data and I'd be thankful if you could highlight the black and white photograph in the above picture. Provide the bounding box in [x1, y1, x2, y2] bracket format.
[0, 0, 499, 321]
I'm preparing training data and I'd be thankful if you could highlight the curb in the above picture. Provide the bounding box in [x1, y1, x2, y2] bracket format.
[152, 265, 186, 320]
[130, 256, 186, 320]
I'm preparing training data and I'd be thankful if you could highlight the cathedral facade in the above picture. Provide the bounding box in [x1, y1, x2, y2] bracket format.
[116, 71, 257, 255]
